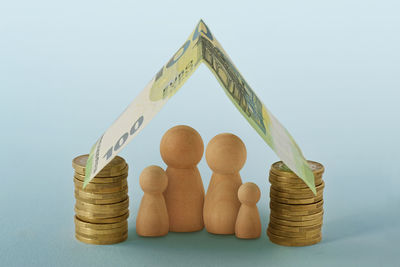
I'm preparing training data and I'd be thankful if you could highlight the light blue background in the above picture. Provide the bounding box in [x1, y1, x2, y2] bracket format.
[1, 0, 399, 266]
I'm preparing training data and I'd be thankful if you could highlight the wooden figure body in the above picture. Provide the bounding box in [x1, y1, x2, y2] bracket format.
[160, 125, 205, 232]
[203, 133, 247, 235]
[235, 182, 261, 239]
[136, 165, 169, 237]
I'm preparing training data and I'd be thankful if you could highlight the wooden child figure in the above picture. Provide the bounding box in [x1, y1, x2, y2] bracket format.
[136, 165, 169, 237]
[235, 182, 261, 239]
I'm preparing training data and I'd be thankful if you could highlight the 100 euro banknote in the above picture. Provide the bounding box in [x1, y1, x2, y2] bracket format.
[84, 20, 316, 194]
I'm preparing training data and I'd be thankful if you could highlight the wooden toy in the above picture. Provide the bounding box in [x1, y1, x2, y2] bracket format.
[235, 182, 261, 239]
[203, 133, 247, 234]
[136, 165, 169, 237]
[160, 125, 205, 232]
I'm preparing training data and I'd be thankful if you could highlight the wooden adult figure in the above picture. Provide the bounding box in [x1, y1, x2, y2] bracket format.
[204, 133, 247, 235]
[235, 182, 261, 239]
[136, 165, 169, 237]
[160, 125, 205, 232]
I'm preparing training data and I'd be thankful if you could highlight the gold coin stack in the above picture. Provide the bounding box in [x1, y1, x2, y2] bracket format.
[72, 154, 129, 245]
[267, 160, 325, 247]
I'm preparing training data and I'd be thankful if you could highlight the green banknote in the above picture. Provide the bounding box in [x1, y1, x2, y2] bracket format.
[84, 20, 316, 194]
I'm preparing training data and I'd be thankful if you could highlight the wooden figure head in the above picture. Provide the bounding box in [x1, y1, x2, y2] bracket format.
[160, 125, 204, 168]
[139, 165, 168, 194]
[238, 182, 260, 205]
[205, 133, 247, 174]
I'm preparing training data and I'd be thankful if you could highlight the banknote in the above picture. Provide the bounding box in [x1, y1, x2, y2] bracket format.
[84, 20, 316, 194]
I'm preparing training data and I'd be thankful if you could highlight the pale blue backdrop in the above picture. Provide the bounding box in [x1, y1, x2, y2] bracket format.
[1, 0, 399, 266]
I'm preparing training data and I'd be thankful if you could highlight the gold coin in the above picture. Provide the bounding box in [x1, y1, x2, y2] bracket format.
[269, 177, 323, 189]
[75, 211, 129, 224]
[75, 198, 129, 213]
[74, 205, 128, 217]
[271, 160, 324, 177]
[270, 215, 323, 227]
[72, 154, 127, 177]
[270, 187, 324, 200]
[270, 205, 323, 216]
[269, 172, 323, 185]
[271, 181, 325, 194]
[270, 199, 324, 212]
[75, 206, 128, 220]
[267, 226, 321, 238]
[75, 187, 128, 200]
[74, 193, 128, 205]
[268, 221, 322, 233]
[267, 230, 322, 247]
[270, 210, 324, 222]
[74, 172, 128, 184]
[74, 179, 128, 194]
[75, 232, 128, 245]
[74, 164, 129, 178]
[270, 193, 323, 205]
[74, 177, 127, 189]
[74, 216, 127, 230]
[76, 230, 128, 239]
[76, 224, 127, 235]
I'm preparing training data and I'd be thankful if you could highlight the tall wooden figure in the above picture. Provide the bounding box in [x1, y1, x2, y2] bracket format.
[204, 133, 247, 234]
[160, 125, 205, 232]
[235, 182, 261, 239]
[136, 165, 169, 237]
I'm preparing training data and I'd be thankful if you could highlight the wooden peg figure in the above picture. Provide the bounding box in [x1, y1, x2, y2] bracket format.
[136, 165, 169, 237]
[160, 125, 205, 232]
[235, 182, 261, 239]
[204, 133, 247, 234]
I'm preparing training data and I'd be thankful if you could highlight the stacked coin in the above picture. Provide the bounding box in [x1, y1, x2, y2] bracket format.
[72, 154, 129, 245]
[267, 160, 325, 247]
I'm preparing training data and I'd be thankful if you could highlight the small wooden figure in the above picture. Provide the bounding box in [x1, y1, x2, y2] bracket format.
[235, 182, 261, 239]
[160, 125, 205, 232]
[136, 165, 169, 237]
[203, 133, 247, 234]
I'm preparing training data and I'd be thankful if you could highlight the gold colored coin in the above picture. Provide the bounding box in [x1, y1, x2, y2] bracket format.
[75, 232, 128, 245]
[75, 187, 128, 200]
[75, 211, 129, 224]
[270, 215, 323, 227]
[75, 198, 129, 213]
[270, 199, 324, 212]
[271, 160, 324, 177]
[74, 205, 128, 218]
[270, 193, 323, 205]
[75, 206, 129, 220]
[267, 230, 322, 247]
[74, 172, 128, 184]
[269, 172, 323, 185]
[76, 230, 128, 240]
[268, 221, 322, 233]
[74, 164, 129, 178]
[80, 164, 129, 178]
[270, 186, 324, 200]
[74, 216, 127, 230]
[74, 193, 128, 205]
[269, 177, 323, 189]
[267, 226, 321, 238]
[270, 210, 324, 222]
[74, 177, 127, 189]
[72, 154, 127, 177]
[76, 224, 127, 235]
[74, 179, 128, 194]
[270, 205, 323, 216]
[271, 181, 325, 194]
